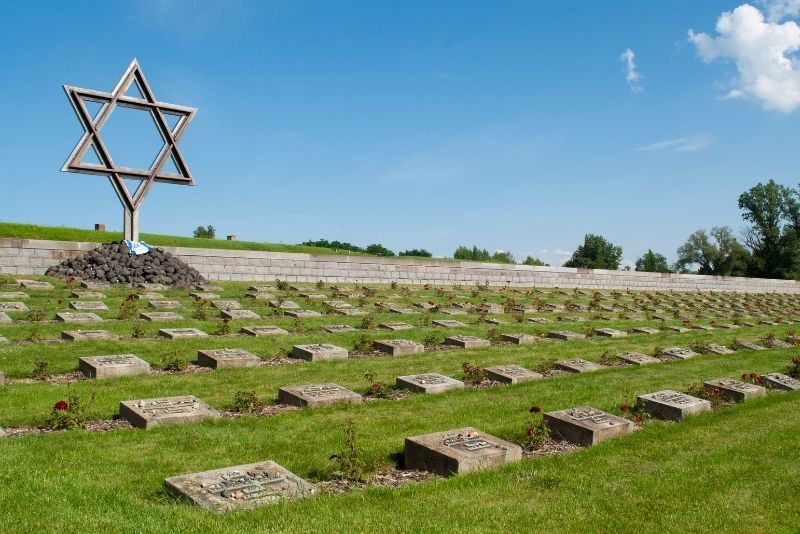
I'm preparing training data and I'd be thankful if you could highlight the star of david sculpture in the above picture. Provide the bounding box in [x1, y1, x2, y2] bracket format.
[62, 59, 197, 241]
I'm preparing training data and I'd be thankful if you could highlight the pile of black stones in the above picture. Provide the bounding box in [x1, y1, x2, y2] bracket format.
[45, 242, 206, 287]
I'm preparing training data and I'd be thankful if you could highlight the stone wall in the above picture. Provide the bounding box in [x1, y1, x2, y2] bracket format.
[2, 237, 800, 294]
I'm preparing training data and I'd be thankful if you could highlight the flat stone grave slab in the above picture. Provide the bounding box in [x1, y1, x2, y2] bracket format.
[197, 348, 261, 369]
[444, 335, 491, 349]
[484, 318, 505, 325]
[594, 328, 627, 338]
[547, 330, 586, 341]
[388, 306, 418, 314]
[284, 309, 322, 318]
[452, 302, 474, 310]
[0, 292, 29, 299]
[440, 308, 467, 316]
[79, 354, 151, 379]
[0, 336, 7, 344]
[192, 293, 220, 300]
[277, 383, 362, 408]
[500, 333, 540, 345]
[378, 322, 413, 331]
[528, 317, 550, 324]
[196, 284, 222, 292]
[404, 427, 522, 476]
[484, 365, 542, 384]
[139, 283, 168, 290]
[18, 280, 54, 290]
[433, 319, 466, 328]
[637, 390, 711, 421]
[761, 373, 800, 391]
[765, 339, 793, 348]
[0, 302, 28, 312]
[300, 293, 327, 299]
[325, 300, 352, 309]
[56, 312, 103, 323]
[249, 286, 274, 292]
[0, 312, 11, 324]
[80, 281, 111, 290]
[291, 343, 348, 362]
[323, 324, 357, 333]
[414, 302, 437, 310]
[396, 373, 465, 394]
[135, 293, 164, 300]
[158, 328, 209, 339]
[373, 339, 425, 356]
[70, 301, 108, 311]
[140, 312, 184, 322]
[120, 395, 219, 429]
[716, 323, 740, 329]
[221, 309, 261, 320]
[211, 300, 241, 310]
[704, 378, 767, 402]
[335, 308, 368, 316]
[691, 325, 714, 331]
[164, 460, 314, 514]
[245, 292, 272, 300]
[543, 406, 633, 446]
[706, 344, 735, 355]
[61, 330, 119, 341]
[149, 300, 183, 309]
[617, 352, 660, 365]
[477, 303, 504, 314]
[664, 326, 690, 333]
[269, 300, 300, 309]
[631, 327, 661, 335]
[241, 326, 289, 337]
[554, 358, 605, 373]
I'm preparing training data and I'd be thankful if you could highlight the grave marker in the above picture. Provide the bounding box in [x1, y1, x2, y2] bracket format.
[660, 347, 697, 360]
[704, 378, 767, 401]
[211, 300, 241, 310]
[197, 348, 261, 369]
[373, 339, 425, 356]
[323, 325, 357, 334]
[241, 326, 288, 337]
[378, 322, 413, 331]
[404, 427, 522, 476]
[594, 328, 627, 338]
[80, 281, 111, 290]
[396, 373, 465, 394]
[269, 300, 300, 309]
[220, 309, 260, 320]
[547, 330, 585, 341]
[149, 300, 183, 309]
[543, 406, 633, 446]
[79, 354, 150, 379]
[284, 310, 322, 318]
[56, 312, 103, 323]
[0, 292, 29, 299]
[706, 344, 735, 355]
[120, 395, 219, 429]
[61, 330, 119, 341]
[554, 359, 605, 373]
[158, 328, 209, 339]
[617, 352, 660, 365]
[164, 460, 314, 513]
[18, 280, 54, 290]
[0, 302, 28, 312]
[631, 327, 661, 335]
[70, 301, 109, 312]
[760, 373, 800, 391]
[484, 365, 542, 384]
[432, 320, 466, 328]
[636, 390, 711, 421]
[335, 308, 368, 316]
[500, 333, 540, 345]
[278, 383, 362, 408]
[140, 311, 184, 322]
[0, 312, 9, 324]
[134, 293, 164, 300]
[444, 335, 490, 349]
[291, 344, 348, 362]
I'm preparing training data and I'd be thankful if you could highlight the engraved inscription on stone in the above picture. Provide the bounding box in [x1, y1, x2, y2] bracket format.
[277, 383, 362, 408]
[70, 301, 109, 311]
[543, 406, 633, 446]
[140, 312, 184, 322]
[631, 327, 661, 335]
[500, 333, 540, 345]
[56, 312, 103, 323]
[284, 309, 322, 318]
[291, 344, 348, 362]
[61, 330, 120, 341]
[660, 347, 697, 360]
[158, 328, 209, 339]
[379, 322, 413, 331]
[220, 309, 260, 320]
[323, 324, 357, 333]
[547, 330, 586, 341]
[594, 328, 627, 338]
[404, 427, 522, 476]
[211, 300, 242, 310]
[637, 390, 711, 421]
[269, 300, 300, 309]
[0, 312, 10, 324]
[373, 339, 425, 356]
[617, 352, 660, 365]
[164, 460, 314, 513]
[704, 378, 767, 402]
[0, 292, 29, 300]
[0, 302, 28, 312]
[761, 373, 800, 391]
[554, 358, 605, 373]
[444, 335, 491, 349]
[240, 326, 289, 337]
[149, 300, 183, 310]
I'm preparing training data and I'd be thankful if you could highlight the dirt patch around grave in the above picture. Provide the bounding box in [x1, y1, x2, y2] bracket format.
[541, 369, 571, 378]
[521, 439, 584, 459]
[84, 419, 134, 432]
[316, 466, 438, 495]
[220, 403, 300, 418]
[363, 388, 415, 401]
[151, 364, 214, 376]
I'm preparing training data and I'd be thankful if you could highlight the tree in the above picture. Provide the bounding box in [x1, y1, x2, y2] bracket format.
[738, 179, 793, 278]
[635, 250, 671, 273]
[399, 249, 432, 257]
[491, 250, 515, 264]
[523, 256, 548, 266]
[365, 243, 395, 257]
[302, 239, 364, 253]
[563, 234, 623, 269]
[193, 225, 216, 239]
[674, 227, 750, 276]
[453, 246, 491, 262]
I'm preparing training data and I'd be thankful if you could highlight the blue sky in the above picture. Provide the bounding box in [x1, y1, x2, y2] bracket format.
[1, 1, 799, 266]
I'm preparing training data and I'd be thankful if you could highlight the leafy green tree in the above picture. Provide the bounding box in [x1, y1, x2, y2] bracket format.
[193, 225, 216, 239]
[491, 251, 515, 264]
[301, 239, 364, 253]
[399, 249, 432, 257]
[365, 243, 395, 257]
[635, 250, 671, 273]
[563, 234, 623, 269]
[453, 246, 491, 261]
[738, 179, 793, 278]
[523, 256, 548, 266]
[674, 227, 750, 276]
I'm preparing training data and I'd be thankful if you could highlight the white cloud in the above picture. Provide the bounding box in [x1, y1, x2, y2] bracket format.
[636, 133, 713, 153]
[619, 48, 643, 92]
[532, 248, 572, 267]
[762, 0, 800, 21]
[688, 4, 800, 113]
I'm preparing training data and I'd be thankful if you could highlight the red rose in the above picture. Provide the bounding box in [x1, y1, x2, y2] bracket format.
[529, 405, 542, 414]
[54, 400, 69, 411]
[619, 404, 630, 413]
[526, 427, 535, 437]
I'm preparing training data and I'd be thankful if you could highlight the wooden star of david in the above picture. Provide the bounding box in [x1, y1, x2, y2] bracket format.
[62, 58, 197, 214]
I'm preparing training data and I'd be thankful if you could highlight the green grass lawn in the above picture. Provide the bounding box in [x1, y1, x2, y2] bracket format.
[1, 278, 799, 532]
